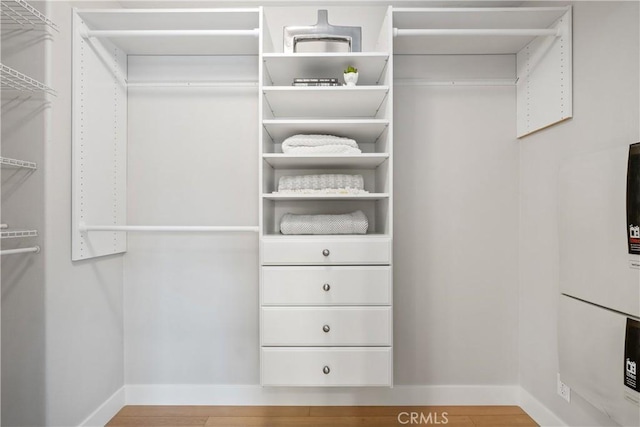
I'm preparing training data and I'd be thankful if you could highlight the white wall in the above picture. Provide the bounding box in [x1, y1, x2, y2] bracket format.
[518, 2, 639, 426]
[44, 2, 125, 426]
[394, 55, 520, 385]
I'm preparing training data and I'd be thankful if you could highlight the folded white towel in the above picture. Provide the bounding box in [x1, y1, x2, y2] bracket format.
[284, 145, 362, 154]
[277, 174, 365, 193]
[282, 134, 361, 154]
[280, 210, 369, 235]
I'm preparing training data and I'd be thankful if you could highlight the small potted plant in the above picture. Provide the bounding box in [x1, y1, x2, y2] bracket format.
[343, 65, 358, 87]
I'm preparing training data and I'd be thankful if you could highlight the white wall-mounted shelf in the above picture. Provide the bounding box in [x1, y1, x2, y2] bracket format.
[76, 8, 260, 55]
[0, 156, 37, 169]
[1, 0, 58, 31]
[263, 119, 389, 144]
[263, 154, 389, 170]
[0, 63, 55, 95]
[263, 53, 389, 86]
[393, 7, 570, 55]
[263, 86, 389, 118]
[264, 193, 389, 201]
[1, 230, 38, 239]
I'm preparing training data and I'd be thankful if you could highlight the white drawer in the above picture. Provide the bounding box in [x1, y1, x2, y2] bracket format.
[261, 347, 392, 386]
[262, 266, 391, 306]
[261, 236, 391, 265]
[261, 307, 391, 346]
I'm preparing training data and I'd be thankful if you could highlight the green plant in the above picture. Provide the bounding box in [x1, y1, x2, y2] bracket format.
[344, 65, 358, 74]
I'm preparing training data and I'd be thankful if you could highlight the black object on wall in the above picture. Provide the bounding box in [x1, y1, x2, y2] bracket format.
[627, 143, 640, 255]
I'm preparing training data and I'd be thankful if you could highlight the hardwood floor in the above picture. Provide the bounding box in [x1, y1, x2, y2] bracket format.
[106, 406, 539, 427]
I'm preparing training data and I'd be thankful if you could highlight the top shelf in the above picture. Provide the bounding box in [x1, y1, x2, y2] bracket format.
[75, 8, 260, 55]
[393, 6, 570, 55]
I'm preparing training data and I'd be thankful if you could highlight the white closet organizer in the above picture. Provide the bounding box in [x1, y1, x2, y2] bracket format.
[71, 8, 261, 261]
[259, 7, 394, 387]
[393, 6, 572, 137]
[0, 1, 54, 258]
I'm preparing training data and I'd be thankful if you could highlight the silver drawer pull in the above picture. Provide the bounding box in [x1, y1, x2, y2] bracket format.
[323, 324, 330, 333]
[322, 249, 330, 256]
[323, 366, 330, 375]
[323, 283, 331, 291]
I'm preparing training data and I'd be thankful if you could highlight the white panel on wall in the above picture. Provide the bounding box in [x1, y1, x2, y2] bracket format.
[72, 11, 127, 261]
[516, 8, 572, 138]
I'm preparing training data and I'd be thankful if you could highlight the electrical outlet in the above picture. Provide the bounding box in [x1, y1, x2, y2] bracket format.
[557, 373, 571, 403]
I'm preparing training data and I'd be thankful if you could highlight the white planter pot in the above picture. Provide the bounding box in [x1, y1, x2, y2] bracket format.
[343, 72, 359, 86]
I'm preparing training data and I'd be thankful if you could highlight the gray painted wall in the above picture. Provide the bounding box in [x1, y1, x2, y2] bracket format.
[1, 3, 47, 424]
[519, 2, 639, 426]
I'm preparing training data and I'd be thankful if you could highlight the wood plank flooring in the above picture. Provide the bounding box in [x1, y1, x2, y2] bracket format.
[107, 406, 539, 427]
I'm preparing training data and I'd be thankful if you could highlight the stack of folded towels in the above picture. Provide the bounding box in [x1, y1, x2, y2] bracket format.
[275, 174, 367, 195]
[280, 210, 369, 235]
[282, 134, 361, 154]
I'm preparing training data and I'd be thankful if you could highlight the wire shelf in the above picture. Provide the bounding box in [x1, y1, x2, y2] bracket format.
[1, 0, 58, 31]
[0, 63, 55, 95]
[1, 229, 38, 239]
[0, 156, 36, 169]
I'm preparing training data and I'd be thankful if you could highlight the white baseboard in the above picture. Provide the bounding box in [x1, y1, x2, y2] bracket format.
[125, 384, 520, 406]
[81, 384, 566, 427]
[518, 387, 568, 427]
[78, 386, 125, 427]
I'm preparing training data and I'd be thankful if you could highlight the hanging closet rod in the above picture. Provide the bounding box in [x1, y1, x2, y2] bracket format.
[81, 29, 260, 38]
[393, 28, 561, 37]
[79, 224, 259, 233]
[0, 246, 40, 256]
[395, 78, 517, 87]
[127, 81, 258, 88]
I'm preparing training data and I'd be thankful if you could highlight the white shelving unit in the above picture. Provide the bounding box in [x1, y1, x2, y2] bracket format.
[393, 6, 572, 137]
[259, 6, 394, 388]
[0, 0, 54, 258]
[71, 7, 261, 260]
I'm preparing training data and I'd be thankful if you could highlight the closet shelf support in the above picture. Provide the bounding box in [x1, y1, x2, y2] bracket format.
[81, 29, 260, 38]
[0, 246, 40, 256]
[393, 28, 561, 37]
[79, 224, 259, 233]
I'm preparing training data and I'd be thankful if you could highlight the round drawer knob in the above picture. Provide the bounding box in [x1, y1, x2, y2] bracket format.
[323, 366, 330, 375]
[322, 249, 330, 257]
[323, 283, 331, 291]
[323, 324, 330, 333]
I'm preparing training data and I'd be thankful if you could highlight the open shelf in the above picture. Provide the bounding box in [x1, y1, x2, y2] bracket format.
[393, 7, 570, 55]
[76, 8, 260, 55]
[263, 86, 389, 118]
[0, 63, 55, 95]
[262, 53, 390, 86]
[1, 0, 58, 31]
[263, 119, 389, 144]
[0, 156, 37, 169]
[263, 154, 388, 170]
[263, 193, 389, 201]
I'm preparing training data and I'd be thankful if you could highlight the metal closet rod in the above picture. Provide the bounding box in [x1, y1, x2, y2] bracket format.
[81, 29, 260, 38]
[393, 28, 561, 37]
[79, 224, 259, 233]
[0, 246, 40, 256]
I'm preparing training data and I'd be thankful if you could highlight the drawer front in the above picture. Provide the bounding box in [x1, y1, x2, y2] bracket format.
[261, 237, 391, 265]
[262, 307, 391, 346]
[261, 347, 392, 386]
[262, 266, 391, 306]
